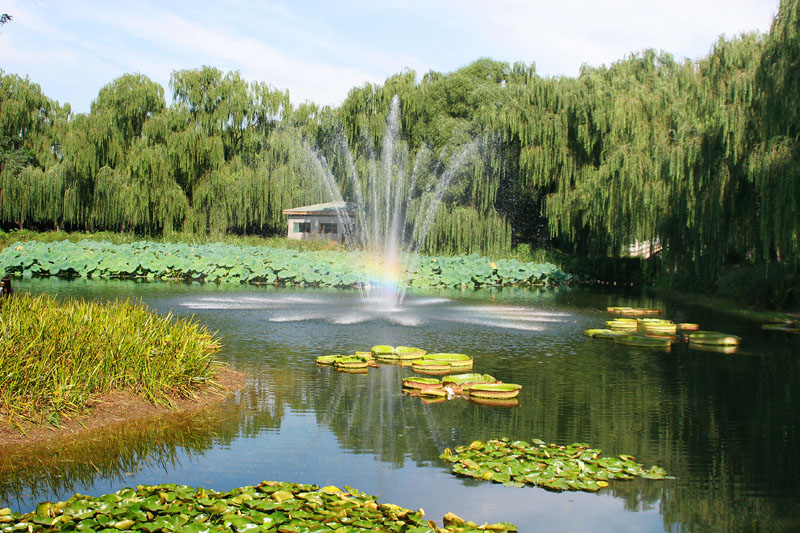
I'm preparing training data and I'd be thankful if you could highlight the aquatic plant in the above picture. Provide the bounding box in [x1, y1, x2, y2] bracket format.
[607, 307, 661, 315]
[0, 240, 574, 289]
[467, 384, 522, 399]
[0, 293, 221, 427]
[613, 335, 673, 349]
[0, 481, 517, 532]
[441, 374, 498, 392]
[423, 354, 474, 370]
[440, 438, 671, 492]
[401, 377, 443, 391]
[688, 332, 742, 346]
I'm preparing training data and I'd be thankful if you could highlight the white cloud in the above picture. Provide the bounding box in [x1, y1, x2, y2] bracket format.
[0, 0, 781, 113]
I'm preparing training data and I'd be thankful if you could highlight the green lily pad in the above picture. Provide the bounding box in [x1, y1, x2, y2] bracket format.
[441, 438, 671, 493]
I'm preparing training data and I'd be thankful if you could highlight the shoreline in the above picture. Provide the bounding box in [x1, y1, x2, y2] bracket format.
[0, 367, 247, 447]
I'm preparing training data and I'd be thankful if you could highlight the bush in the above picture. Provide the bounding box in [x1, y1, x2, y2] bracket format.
[715, 263, 800, 310]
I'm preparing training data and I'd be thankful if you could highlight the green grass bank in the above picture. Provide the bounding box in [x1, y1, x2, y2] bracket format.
[0, 293, 223, 429]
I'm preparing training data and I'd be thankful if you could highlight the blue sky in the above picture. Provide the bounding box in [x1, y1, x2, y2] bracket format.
[1, 0, 780, 114]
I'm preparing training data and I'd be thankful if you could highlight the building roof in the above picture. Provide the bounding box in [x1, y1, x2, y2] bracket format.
[282, 201, 356, 216]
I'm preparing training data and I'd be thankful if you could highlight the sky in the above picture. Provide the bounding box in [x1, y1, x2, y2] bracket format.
[1, 0, 781, 114]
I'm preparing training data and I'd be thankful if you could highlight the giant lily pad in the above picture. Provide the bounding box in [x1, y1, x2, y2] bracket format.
[394, 346, 426, 359]
[315, 354, 342, 366]
[614, 335, 672, 349]
[424, 353, 473, 370]
[607, 307, 661, 315]
[688, 343, 739, 354]
[606, 319, 638, 330]
[468, 397, 520, 408]
[371, 345, 395, 355]
[332, 356, 370, 369]
[468, 383, 521, 399]
[411, 360, 452, 375]
[688, 331, 741, 346]
[584, 328, 626, 339]
[402, 377, 443, 391]
[442, 373, 498, 393]
[637, 320, 677, 335]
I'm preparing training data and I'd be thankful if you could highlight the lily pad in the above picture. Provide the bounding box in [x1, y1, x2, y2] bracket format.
[371, 345, 395, 355]
[440, 438, 671, 493]
[402, 377, 443, 390]
[613, 335, 672, 349]
[411, 360, 452, 375]
[688, 332, 741, 346]
[332, 356, 370, 369]
[584, 328, 625, 339]
[1, 482, 516, 532]
[424, 353, 473, 370]
[468, 383, 522, 399]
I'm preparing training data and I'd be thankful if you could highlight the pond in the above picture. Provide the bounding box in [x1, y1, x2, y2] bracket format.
[1, 279, 799, 532]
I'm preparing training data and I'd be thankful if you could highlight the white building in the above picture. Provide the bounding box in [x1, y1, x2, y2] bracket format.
[282, 202, 356, 243]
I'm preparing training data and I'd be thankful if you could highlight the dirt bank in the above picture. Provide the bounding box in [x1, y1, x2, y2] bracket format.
[0, 366, 247, 447]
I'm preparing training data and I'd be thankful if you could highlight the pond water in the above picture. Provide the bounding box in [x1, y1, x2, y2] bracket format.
[1, 279, 799, 532]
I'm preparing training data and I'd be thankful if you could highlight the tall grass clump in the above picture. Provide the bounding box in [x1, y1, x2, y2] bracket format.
[0, 293, 222, 427]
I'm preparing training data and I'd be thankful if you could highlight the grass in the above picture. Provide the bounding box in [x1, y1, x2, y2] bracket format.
[0, 293, 222, 428]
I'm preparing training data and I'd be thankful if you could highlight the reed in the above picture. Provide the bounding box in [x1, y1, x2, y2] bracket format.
[0, 293, 222, 426]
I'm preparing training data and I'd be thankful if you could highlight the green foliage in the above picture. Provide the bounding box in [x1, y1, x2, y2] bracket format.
[440, 437, 671, 491]
[1, 1, 799, 289]
[715, 263, 800, 310]
[0, 293, 221, 424]
[0, 482, 517, 532]
[0, 240, 574, 288]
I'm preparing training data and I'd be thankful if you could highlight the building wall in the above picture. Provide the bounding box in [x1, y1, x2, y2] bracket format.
[286, 215, 353, 242]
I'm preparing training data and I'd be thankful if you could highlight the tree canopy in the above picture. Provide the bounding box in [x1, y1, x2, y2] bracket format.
[1, 0, 798, 293]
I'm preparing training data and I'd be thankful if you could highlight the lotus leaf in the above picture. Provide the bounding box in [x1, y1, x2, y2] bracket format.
[0, 240, 576, 289]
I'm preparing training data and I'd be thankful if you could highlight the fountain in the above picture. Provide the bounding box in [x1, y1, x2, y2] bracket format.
[176, 96, 569, 329]
[307, 95, 479, 309]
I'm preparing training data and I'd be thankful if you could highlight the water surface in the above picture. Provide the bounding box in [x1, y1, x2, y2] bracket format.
[1, 279, 798, 532]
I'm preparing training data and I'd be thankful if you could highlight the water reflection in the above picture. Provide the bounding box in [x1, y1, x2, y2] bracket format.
[178, 292, 572, 331]
[2, 280, 799, 531]
[0, 399, 245, 507]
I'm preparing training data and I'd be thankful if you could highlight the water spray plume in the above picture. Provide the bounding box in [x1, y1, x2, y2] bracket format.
[307, 95, 480, 309]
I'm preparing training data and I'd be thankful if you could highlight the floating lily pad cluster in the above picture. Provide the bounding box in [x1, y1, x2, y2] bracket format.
[0, 481, 517, 532]
[403, 375, 521, 407]
[584, 309, 741, 352]
[316, 346, 522, 407]
[0, 240, 574, 288]
[440, 438, 671, 492]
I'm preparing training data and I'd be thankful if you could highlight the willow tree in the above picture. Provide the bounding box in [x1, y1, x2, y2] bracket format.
[751, 0, 800, 267]
[665, 33, 765, 280]
[0, 72, 69, 228]
[191, 127, 330, 236]
[330, 60, 518, 256]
